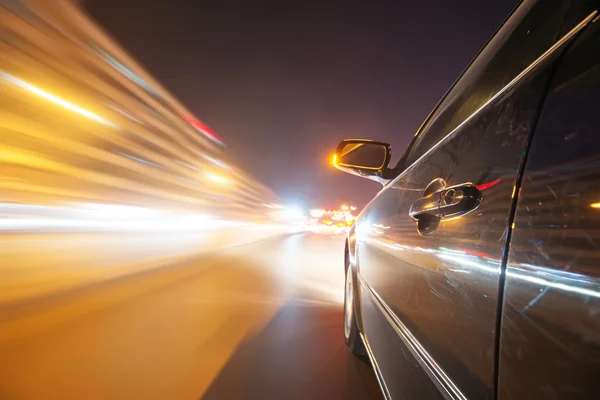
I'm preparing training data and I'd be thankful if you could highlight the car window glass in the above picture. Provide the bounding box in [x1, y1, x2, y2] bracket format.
[402, 0, 570, 168]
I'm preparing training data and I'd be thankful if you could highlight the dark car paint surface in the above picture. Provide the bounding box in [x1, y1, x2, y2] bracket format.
[345, 1, 600, 399]
[499, 4, 600, 398]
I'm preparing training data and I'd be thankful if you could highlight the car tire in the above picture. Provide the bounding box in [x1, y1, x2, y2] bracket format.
[344, 265, 366, 355]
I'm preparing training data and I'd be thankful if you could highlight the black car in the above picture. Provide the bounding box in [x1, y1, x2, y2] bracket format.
[334, 1, 600, 399]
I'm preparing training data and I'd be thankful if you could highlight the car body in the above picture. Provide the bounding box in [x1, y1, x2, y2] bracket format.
[334, 1, 600, 399]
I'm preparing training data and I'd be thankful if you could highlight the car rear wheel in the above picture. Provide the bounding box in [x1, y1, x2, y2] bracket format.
[344, 265, 365, 355]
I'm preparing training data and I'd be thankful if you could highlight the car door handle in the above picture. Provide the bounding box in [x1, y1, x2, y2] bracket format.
[409, 179, 482, 235]
[438, 184, 482, 218]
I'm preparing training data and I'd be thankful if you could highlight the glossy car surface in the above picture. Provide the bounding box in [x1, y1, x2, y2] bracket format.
[335, 1, 600, 399]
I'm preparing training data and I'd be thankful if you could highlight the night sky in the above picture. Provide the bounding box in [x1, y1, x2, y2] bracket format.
[85, 0, 516, 209]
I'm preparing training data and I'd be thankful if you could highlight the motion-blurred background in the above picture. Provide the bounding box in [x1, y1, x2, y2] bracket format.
[0, 0, 513, 398]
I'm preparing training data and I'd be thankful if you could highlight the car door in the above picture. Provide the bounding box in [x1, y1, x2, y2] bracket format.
[498, 3, 600, 398]
[354, 1, 576, 399]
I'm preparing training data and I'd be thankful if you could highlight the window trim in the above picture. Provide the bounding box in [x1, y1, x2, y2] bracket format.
[394, 9, 596, 181]
[391, 1, 525, 176]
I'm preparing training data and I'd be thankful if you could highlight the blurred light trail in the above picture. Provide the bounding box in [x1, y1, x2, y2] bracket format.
[0, 70, 117, 128]
[0, 202, 301, 234]
[203, 155, 230, 169]
[310, 209, 326, 218]
[0, 202, 210, 232]
[206, 172, 231, 185]
[0, 0, 282, 221]
[0, 0, 292, 317]
[94, 47, 157, 95]
[117, 152, 160, 168]
[184, 114, 225, 146]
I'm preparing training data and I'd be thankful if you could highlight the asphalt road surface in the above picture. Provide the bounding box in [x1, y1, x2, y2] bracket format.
[0, 233, 382, 400]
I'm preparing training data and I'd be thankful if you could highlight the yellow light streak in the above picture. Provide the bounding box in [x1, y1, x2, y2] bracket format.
[1, 70, 116, 127]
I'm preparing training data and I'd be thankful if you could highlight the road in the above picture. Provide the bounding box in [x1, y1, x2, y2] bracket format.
[0, 233, 381, 400]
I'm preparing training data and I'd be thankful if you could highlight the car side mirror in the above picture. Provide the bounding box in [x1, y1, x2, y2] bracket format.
[333, 139, 393, 184]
